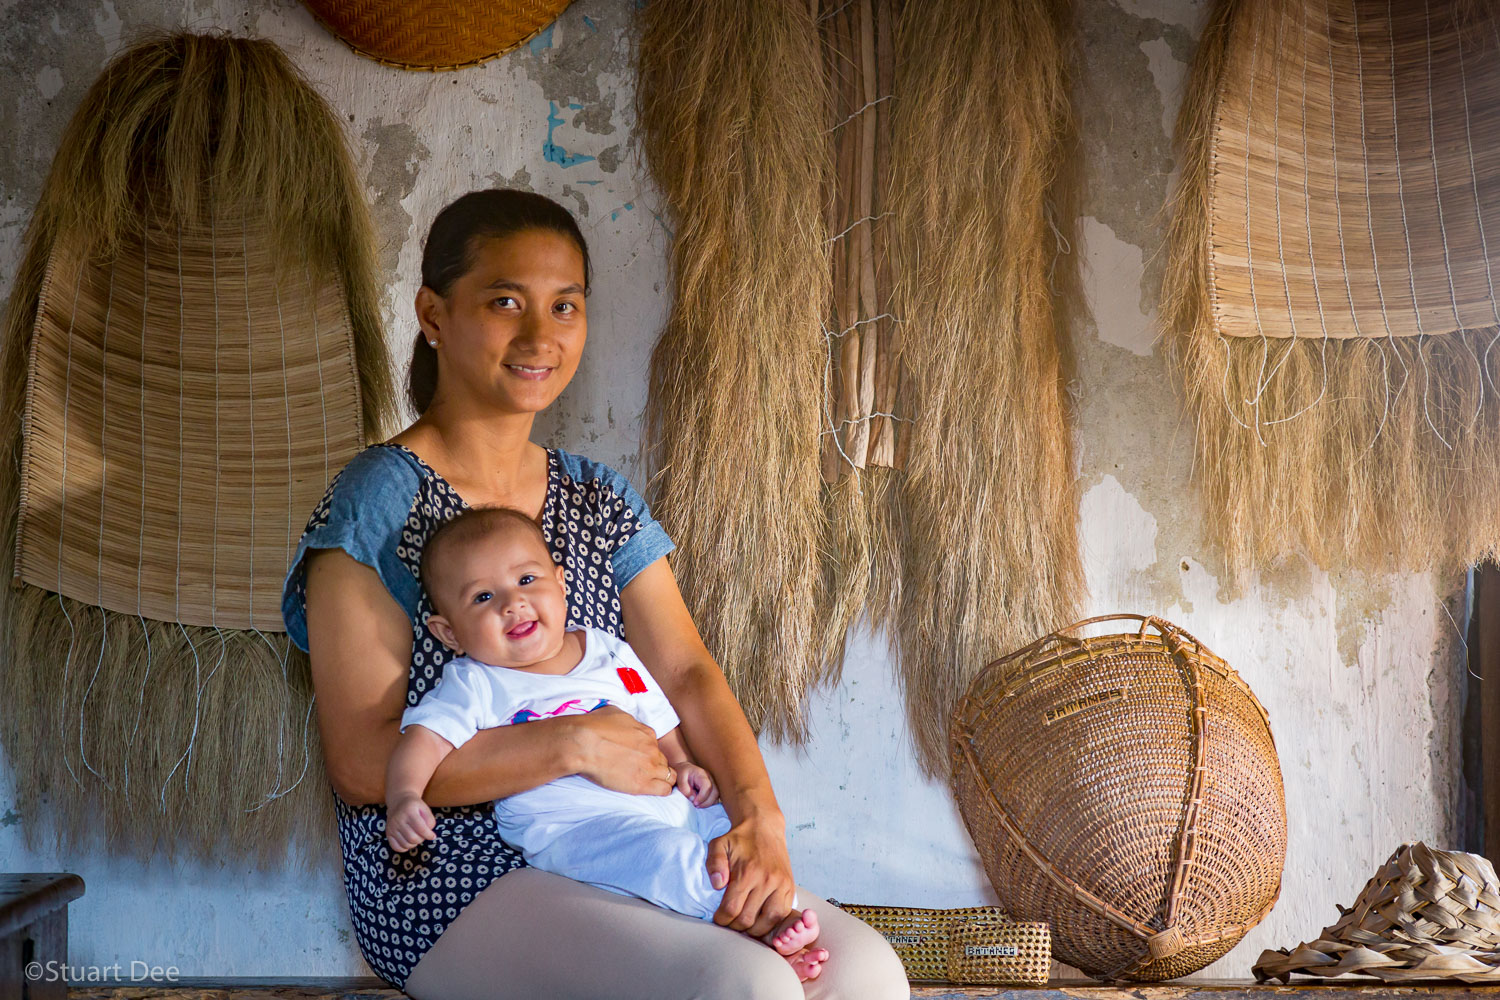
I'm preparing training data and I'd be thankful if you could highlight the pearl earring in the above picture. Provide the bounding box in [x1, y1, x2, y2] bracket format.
[429, 340, 439, 348]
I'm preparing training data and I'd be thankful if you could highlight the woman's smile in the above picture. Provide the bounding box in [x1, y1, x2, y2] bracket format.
[504, 363, 554, 381]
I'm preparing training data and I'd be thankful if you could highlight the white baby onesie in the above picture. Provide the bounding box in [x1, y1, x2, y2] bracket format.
[400, 624, 733, 920]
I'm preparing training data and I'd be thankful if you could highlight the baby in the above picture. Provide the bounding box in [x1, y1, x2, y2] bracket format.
[385, 506, 829, 980]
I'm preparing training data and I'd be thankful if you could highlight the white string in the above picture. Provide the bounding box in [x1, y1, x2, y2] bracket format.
[122, 612, 151, 795]
[821, 323, 864, 479]
[210, 196, 222, 626]
[159, 622, 204, 807]
[1455, 7, 1500, 398]
[1424, 0, 1465, 339]
[835, 312, 897, 337]
[175, 214, 185, 624]
[54, 245, 88, 790]
[1387, 0, 1452, 448]
[243, 212, 257, 618]
[820, 410, 914, 437]
[1046, 202, 1072, 296]
[1247, 2, 1301, 421]
[1238, 1, 1270, 444]
[1265, 0, 1334, 427]
[184, 628, 227, 784]
[275, 276, 293, 597]
[825, 94, 891, 134]
[306, 260, 330, 498]
[1353, 0, 1412, 440]
[825, 212, 891, 245]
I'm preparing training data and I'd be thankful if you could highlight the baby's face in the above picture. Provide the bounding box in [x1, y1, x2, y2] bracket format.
[428, 524, 568, 669]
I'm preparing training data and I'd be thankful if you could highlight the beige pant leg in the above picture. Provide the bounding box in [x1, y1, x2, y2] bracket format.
[797, 889, 911, 1000]
[402, 869, 909, 1000]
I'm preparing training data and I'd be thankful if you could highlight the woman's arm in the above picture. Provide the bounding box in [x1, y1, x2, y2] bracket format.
[304, 547, 674, 806]
[619, 558, 795, 938]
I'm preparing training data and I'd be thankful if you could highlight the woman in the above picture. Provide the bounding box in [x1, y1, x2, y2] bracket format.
[280, 189, 909, 999]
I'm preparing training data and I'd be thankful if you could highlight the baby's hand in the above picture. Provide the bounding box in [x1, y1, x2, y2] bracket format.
[387, 794, 437, 852]
[674, 762, 719, 807]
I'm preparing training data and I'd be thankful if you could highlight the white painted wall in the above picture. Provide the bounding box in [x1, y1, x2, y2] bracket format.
[0, 0, 1463, 983]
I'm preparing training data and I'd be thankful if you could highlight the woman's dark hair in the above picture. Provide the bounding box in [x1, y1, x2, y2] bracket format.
[408, 189, 592, 414]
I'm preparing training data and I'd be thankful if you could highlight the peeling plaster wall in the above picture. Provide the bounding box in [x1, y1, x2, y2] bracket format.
[0, 0, 1464, 982]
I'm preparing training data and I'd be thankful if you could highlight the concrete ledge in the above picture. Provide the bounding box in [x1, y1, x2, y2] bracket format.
[62, 979, 1500, 999]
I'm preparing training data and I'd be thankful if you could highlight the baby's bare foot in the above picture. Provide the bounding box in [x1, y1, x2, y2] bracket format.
[768, 907, 819, 956]
[766, 909, 828, 981]
[787, 944, 830, 982]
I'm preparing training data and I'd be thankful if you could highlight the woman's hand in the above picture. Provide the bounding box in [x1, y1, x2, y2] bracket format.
[706, 812, 796, 937]
[563, 706, 676, 796]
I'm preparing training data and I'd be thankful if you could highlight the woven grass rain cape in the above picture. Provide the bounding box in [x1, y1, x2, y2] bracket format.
[1164, 0, 1500, 577]
[0, 32, 396, 863]
[639, 0, 1083, 773]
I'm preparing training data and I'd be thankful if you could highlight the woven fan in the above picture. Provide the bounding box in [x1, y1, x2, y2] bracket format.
[1254, 843, 1500, 984]
[0, 32, 395, 862]
[1165, 0, 1500, 576]
[302, 0, 575, 71]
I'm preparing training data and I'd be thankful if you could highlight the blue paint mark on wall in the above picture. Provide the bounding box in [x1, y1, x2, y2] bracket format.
[610, 203, 636, 222]
[583, 15, 598, 32]
[545, 102, 596, 168]
[529, 24, 556, 56]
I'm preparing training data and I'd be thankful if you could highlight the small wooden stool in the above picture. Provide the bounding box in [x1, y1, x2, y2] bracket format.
[1, 873, 85, 1000]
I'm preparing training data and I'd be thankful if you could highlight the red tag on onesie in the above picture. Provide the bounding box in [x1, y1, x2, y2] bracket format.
[617, 666, 648, 694]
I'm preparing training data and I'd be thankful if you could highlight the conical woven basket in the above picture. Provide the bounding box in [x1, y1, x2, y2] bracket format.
[302, 0, 575, 71]
[950, 615, 1287, 981]
[1255, 843, 1500, 984]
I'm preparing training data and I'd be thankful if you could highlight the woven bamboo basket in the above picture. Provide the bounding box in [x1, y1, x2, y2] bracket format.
[830, 902, 1050, 985]
[950, 614, 1286, 981]
[301, 0, 574, 71]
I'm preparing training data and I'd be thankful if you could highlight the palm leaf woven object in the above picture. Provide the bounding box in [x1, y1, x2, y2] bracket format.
[0, 32, 395, 863]
[829, 902, 1050, 985]
[1165, 0, 1500, 577]
[301, 0, 574, 71]
[1255, 843, 1500, 984]
[951, 615, 1286, 981]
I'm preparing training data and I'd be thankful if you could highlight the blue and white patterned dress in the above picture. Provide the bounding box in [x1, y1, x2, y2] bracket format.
[280, 442, 675, 988]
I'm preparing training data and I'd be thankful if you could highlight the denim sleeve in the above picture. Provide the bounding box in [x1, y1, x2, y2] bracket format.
[280, 446, 424, 652]
[556, 451, 676, 590]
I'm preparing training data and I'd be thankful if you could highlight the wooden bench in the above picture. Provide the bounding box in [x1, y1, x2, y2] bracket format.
[2, 873, 85, 1000]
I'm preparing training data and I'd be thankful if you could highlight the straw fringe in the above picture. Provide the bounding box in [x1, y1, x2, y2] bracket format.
[1165, 0, 1500, 578]
[887, 0, 1084, 771]
[638, 1, 834, 741]
[0, 32, 391, 861]
[639, 0, 1083, 772]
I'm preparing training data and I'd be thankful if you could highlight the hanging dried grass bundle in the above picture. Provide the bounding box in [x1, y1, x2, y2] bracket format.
[888, 0, 1084, 771]
[1164, 0, 1500, 578]
[638, 1, 834, 739]
[0, 31, 395, 863]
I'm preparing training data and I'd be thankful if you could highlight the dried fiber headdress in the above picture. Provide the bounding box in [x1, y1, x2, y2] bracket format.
[0, 32, 396, 863]
[1165, 0, 1500, 576]
[639, 0, 1083, 773]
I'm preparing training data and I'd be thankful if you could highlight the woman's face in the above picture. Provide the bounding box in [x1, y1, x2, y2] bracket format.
[419, 228, 588, 416]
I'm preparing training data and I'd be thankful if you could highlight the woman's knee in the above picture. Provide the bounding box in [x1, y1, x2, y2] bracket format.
[707, 946, 805, 1000]
[825, 940, 909, 1000]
